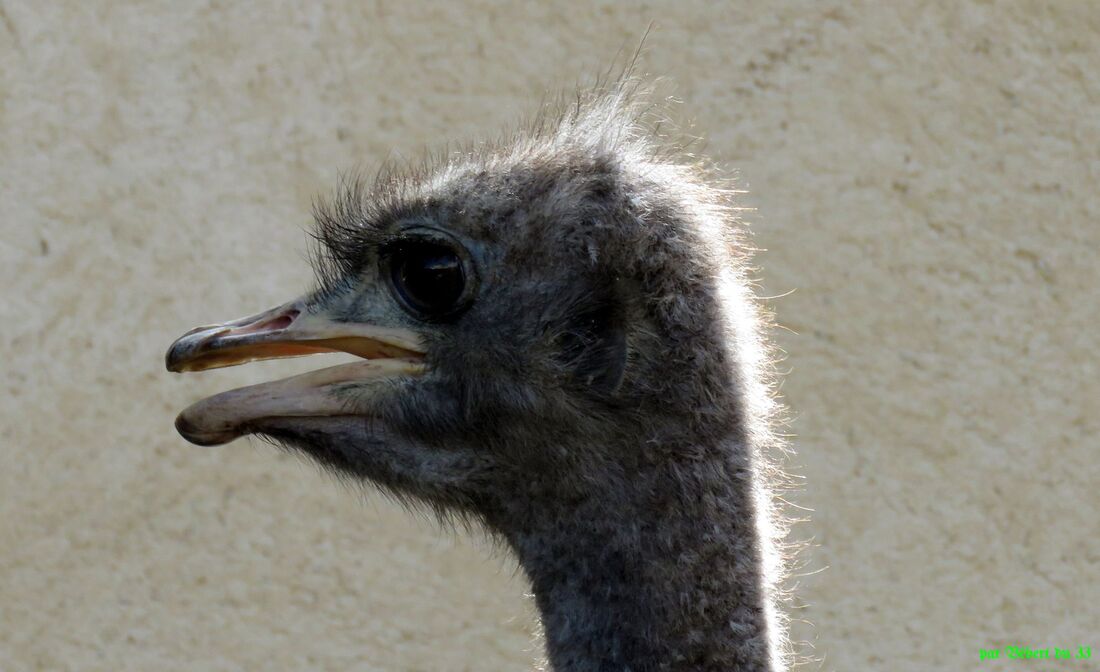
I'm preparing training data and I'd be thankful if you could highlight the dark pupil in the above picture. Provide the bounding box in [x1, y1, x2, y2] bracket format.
[391, 242, 465, 316]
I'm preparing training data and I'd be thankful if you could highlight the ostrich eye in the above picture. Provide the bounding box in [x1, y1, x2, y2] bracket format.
[384, 236, 472, 320]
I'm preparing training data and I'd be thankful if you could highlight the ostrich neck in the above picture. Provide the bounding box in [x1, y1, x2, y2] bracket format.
[504, 440, 779, 672]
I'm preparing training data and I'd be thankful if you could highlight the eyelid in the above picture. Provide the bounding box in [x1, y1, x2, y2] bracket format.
[385, 227, 478, 270]
[382, 225, 451, 253]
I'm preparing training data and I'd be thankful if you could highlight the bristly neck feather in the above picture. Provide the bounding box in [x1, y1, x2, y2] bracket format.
[500, 434, 781, 672]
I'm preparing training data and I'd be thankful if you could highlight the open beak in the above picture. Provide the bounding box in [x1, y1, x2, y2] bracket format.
[166, 298, 425, 446]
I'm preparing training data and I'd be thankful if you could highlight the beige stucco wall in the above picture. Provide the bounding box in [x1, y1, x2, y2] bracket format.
[2, 2, 1097, 670]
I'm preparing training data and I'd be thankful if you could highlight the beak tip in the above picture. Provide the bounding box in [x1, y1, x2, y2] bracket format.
[165, 335, 195, 373]
[174, 411, 238, 447]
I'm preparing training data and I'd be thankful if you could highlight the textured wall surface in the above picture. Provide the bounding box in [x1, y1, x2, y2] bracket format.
[2, 2, 1097, 670]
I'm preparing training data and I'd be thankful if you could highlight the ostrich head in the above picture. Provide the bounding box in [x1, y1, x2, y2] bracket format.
[167, 82, 788, 671]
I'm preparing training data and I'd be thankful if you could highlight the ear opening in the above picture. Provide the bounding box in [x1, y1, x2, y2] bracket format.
[554, 282, 629, 396]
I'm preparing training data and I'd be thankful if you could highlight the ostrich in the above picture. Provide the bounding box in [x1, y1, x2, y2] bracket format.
[166, 79, 792, 672]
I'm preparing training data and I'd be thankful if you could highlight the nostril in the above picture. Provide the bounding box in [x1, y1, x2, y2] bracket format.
[239, 309, 299, 334]
[263, 312, 297, 331]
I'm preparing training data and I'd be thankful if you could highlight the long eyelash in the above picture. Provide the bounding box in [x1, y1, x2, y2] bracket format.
[308, 164, 430, 298]
[309, 174, 371, 295]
